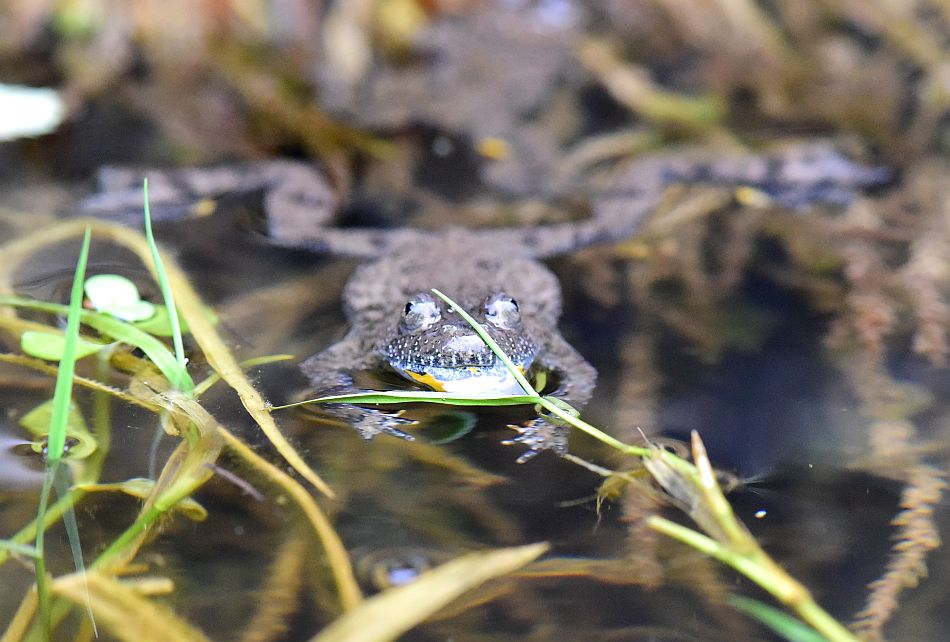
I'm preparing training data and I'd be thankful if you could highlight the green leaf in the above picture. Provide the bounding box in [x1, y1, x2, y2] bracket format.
[36, 226, 96, 637]
[20, 399, 98, 460]
[84, 273, 157, 322]
[82, 312, 194, 394]
[272, 390, 541, 410]
[21, 330, 107, 361]
[729, 596, 829, 642]
[47, 227, 91, 462]
[84, 272, 203, 336]
[132, 305, 179, 336]
[143, 178, 190, 394]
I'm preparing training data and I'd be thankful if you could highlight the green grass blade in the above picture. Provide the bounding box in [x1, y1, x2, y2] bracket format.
[34, 464, 57, 639]
[35, 227, 97, 639]
[53, 463, 97, 637]
[729, 596, 829, 642]
[82, 312, 193, 393]
[0, 540, 40, 557]
[272, 390, 541, 410]
[46, 228, 90, 461]
[142, 178, 192, 394]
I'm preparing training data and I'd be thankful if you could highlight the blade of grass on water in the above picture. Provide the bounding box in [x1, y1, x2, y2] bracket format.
[45, 229, 90, 462]
[272, 390, 541, 410]
[430, 289, 537, 397]
[142, 178, 191, 394]
[35, 227, 96, 640]
[728, 596, 829, 642]
[0, 540, 39, 557]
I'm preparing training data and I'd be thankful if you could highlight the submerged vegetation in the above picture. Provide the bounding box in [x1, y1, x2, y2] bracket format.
[0, 215, 361, 640]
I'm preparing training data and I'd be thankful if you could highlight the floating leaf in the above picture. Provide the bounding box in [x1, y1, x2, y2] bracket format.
[85, 274, 156, 322]
[133, 305, 177, 336]
[21, 330, 107, 361]
[20, 399, 98, 460]
[83, 272, 204, 335]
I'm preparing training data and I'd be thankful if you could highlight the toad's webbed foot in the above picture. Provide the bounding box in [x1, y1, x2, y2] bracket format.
[316, 401, 417, 442]
[301, 339, 418, 442]
[348, 407, 417, 442]
[503, 418, 569, 463]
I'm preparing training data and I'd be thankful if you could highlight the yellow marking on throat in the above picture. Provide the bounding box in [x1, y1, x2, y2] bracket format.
[405, 370, 447, 392]
[405, 365, 527, 393]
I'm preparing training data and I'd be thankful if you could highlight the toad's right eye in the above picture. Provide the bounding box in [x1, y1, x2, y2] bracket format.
[401, 294, 441, 332]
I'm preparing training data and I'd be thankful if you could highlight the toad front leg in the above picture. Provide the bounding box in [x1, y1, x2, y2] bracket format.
[504, 335, 597, 462]
[300, 336, 416, 441]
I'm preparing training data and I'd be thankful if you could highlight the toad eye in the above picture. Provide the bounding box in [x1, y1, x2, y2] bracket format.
[485, 293, 521, 329]
[401, 294, 442, 332]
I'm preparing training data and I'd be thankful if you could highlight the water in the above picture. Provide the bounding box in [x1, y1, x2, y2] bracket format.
[1, 200, 946, 640]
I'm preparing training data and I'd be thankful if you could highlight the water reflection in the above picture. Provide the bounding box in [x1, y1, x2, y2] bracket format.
[0, 433, 45, 491]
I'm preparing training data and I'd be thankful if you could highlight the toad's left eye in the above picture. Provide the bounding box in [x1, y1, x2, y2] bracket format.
[485, 293, 521, 329]
[401, 293, 442, 333]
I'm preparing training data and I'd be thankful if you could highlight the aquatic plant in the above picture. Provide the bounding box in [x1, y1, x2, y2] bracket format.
[32, 228, 95, 640]
[0, 211, 553, 641]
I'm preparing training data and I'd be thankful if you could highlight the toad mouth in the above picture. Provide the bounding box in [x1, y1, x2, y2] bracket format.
[397, 363, 530, 395]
